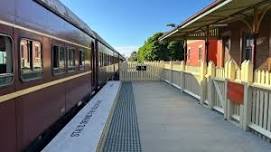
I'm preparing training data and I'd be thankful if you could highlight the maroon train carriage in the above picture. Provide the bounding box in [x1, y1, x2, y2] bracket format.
[0, 0, 125, 152]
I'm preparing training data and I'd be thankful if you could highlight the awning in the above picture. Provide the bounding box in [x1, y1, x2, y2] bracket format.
[159, 0, 270, 41]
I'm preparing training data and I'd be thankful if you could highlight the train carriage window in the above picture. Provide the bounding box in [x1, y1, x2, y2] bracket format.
[67, 47, 76, 72]
[52, 46, 66, 75]
[85, 48, 91, 68]
[0, 35, 13, 87]
[104, 54, 107, 66]
[99, 52, 102, 67]
[79, 49, 85, 70]
[20, 39, 42, 81]
[102, 53, 105, 66]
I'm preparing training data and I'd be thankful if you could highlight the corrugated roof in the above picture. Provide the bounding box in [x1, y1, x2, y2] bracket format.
[159, 0, 269, 41]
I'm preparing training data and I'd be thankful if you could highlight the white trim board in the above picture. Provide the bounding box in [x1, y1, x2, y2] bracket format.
[162, 79, 201, 100]
[42, 81, 121, 152]
[163, 80, 183, 90]
[183, 89, 201, 100]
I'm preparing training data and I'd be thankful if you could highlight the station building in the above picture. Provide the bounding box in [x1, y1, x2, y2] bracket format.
[160, 0, 271, 71]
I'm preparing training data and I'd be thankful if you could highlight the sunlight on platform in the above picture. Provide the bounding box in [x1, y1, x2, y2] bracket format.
[102, 82, 271, 152]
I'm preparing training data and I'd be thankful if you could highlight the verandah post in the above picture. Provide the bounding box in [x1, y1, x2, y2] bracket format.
[200, 26, 209, 105]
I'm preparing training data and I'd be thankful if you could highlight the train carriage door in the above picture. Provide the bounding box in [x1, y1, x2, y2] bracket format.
[90, 42, 95, 92]
[91, 40, 99, 92]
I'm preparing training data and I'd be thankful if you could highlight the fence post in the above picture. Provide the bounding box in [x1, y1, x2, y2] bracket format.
[243, 83, 252, 131]
[228, 60, 236, 81]
[180, 61, 185, 92]
[225, 60, 236, 120]
[159, 61, 164, 81]
[207, 61, 216, 109]
[241, 60, 253, 130]
[200, 61, 207, 105]
[170, 61, 173, 83]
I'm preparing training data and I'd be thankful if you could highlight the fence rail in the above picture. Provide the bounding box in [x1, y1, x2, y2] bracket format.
[119, 60, 271, 140]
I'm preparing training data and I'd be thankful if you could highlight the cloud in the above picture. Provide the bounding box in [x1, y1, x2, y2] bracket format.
[115, 46, 139, 58]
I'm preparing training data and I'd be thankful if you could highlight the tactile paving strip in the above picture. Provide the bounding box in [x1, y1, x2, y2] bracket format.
[102, 82, 142, 152]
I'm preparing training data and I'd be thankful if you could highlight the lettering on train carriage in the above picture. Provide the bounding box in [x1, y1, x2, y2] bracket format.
[227, 81, 244, 105]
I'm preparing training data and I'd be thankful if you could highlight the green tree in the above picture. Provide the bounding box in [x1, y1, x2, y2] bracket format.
[128, 51, 138, 61]
[137, 32, 184, 62]
[137, 32, 169, 62]
[167, 41, 184, 61]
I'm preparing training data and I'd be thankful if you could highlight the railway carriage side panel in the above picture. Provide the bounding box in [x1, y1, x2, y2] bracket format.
[0, 22, 17, 152]
[16, 83, 66, 151]
[0, 0, 121, 152]
[0, 101, 17, 152]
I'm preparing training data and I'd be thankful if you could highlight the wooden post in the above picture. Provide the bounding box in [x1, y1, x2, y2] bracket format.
[207, 61, 216, 108]
[200, 61, 207, 105]
[240, 60, 253, 130]
[225, 80, 231, 120]
[225, 60, 236, 120]
[180, 61, 185, 92]
[243, 83, 252, 131]
[170, 61, 173, 83]
[159, 61, 164, 81]
[228, 60, 236, 81]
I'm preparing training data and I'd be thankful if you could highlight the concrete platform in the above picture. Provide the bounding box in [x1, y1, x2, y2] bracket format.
[42, 81, 121, 152]
[133, 82, 271, 152]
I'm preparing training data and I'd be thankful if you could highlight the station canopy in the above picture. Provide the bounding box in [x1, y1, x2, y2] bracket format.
[159, 0, 271, 41]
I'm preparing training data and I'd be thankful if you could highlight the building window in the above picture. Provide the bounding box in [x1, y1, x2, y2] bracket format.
[20, 39, 42, 81]
[67, 47, 76, 72]
[53, 46, 66, 75]
[79, 49, 85, 70]
[0, 35, 13, 87]
[242, 34, 254, 62]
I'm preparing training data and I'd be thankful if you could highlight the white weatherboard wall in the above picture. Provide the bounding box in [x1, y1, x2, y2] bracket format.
[42, 81, 121, 152]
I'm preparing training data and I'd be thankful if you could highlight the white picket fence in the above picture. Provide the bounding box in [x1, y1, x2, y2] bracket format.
[119, 62, 161, 81]
[119, 60, 271, 140]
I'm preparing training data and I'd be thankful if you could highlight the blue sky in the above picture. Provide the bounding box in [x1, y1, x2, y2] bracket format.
[60, 0, 213, 57]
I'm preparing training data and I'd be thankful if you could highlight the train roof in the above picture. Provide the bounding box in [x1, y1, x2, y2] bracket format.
[93, 32, 125, 60]
[35, 0, 123, 57]
[35, 0, 95, 38]
[93, 32, 116, 51]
